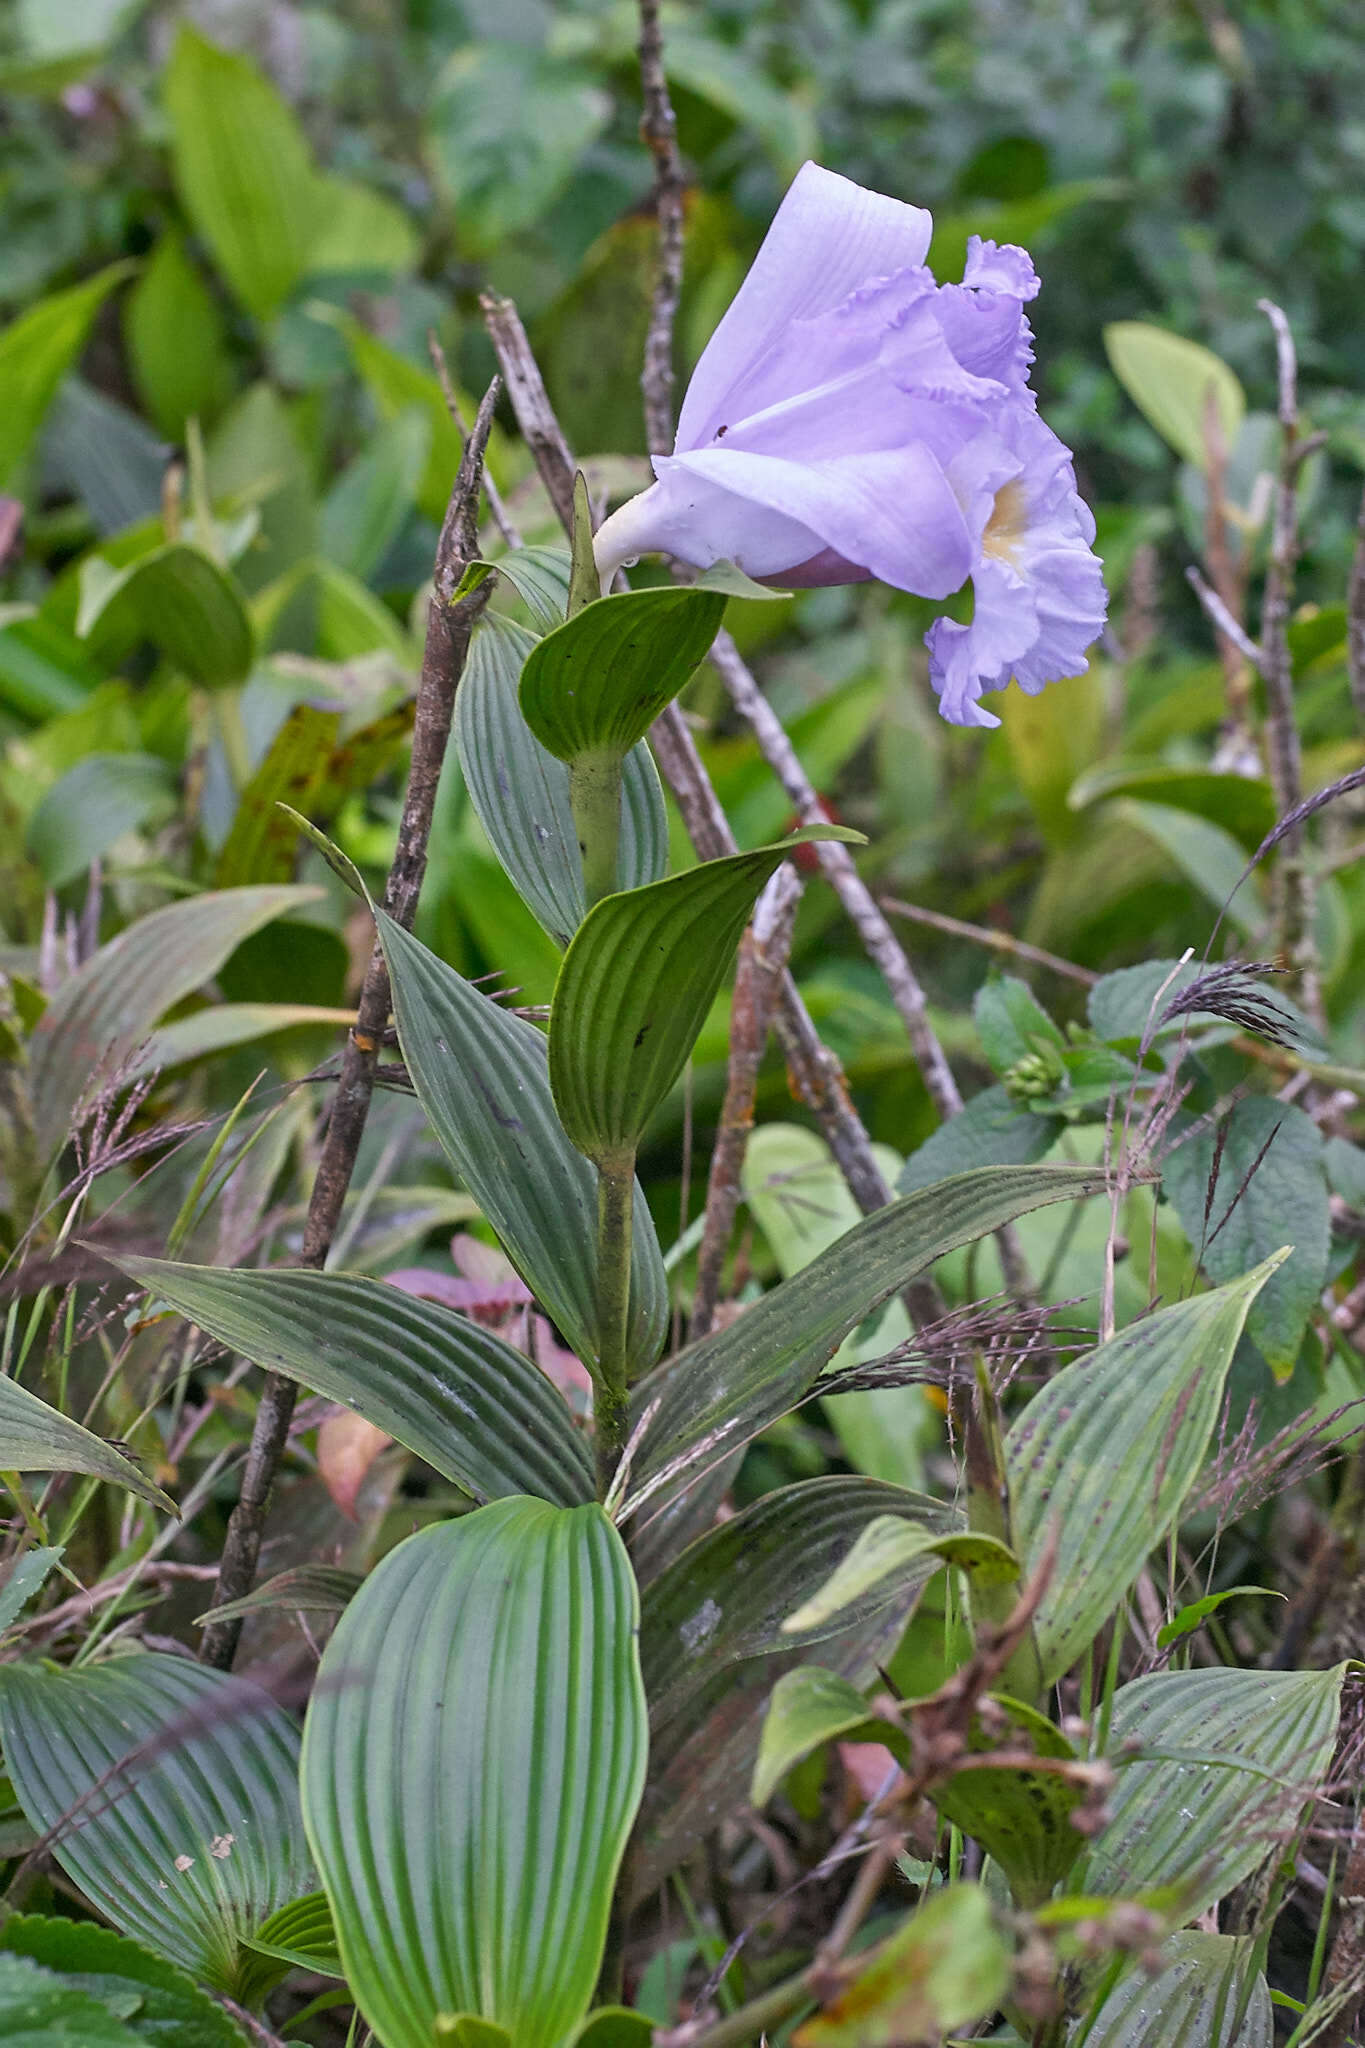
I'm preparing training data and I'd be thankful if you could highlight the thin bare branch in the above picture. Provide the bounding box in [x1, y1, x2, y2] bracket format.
[880, 896, 1098, 987]
[427, 329, 521, 550]
[200, 382, 500, 1670]
[636, 0, 686, 459]
[1187, 566, 1266, 673]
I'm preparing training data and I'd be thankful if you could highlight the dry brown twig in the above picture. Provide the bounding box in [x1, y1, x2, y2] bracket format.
[199, 380, 501, 1671]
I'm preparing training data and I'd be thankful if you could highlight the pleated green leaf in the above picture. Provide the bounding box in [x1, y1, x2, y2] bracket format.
[377, 910, 669, 1375]
[483, 545, 573, 632]
[76, 543, 254, 689]
[0, 1654, 314, 1997]
[110, 1257, 594, 1508]
[0, 1375, 173, 1513]
[1006, 1254, 1287, 1684]
[456, 613, 667, 949]
[301, 1498, 648, 2048]
[624, 1163, 1110, 1513]
[241, 1891, 343, 1981]
[1082, 1932, 1271, 2048]
[549, 832, 860, 1166]
[519, 586, 727, 762]
[1080, 1664, 1347, 1920]
[29, 883, 321, 1156]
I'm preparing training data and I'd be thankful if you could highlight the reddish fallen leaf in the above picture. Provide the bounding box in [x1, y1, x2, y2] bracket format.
[838, 1740, 901, 1804]
[317, 1408, 393, 1521]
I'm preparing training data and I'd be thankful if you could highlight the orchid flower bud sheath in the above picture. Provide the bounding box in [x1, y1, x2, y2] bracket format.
[593, 162, 1107, 728]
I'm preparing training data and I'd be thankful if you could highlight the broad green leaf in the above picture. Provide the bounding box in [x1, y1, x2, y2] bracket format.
[456, 613, 667, 949]
[974, 975, 1066, 1074]
[795, 1881, 1010, 2048]
[1083, 1932, 1271, 2048]
[1068, 763, 1276, 852]
[548, 832, 860, 1166]
[0, 1954, 142, 2046]
[0, 1375, 172, 1512]
[928, 1696, 1085, 1907]
[164, 27, 310, 320]
[1006, 1256, 1287, 1683]
[241, 1891, 343, 1981]
[26, 753, 177, 887]
[121, 1003, 356, 1081]
[125, 230, 235, 442]
[752, 1666, 901, 1809]
[897, 1085, 1063, 1194]
[0, 1653, 314, 1996]
[743, 1122, 929, 1488]
[213, 703, 341, 887]
[626, 1163, 1110, 1512]
[321, 307, 467, 526]
[0, 1545, 63, 1633]
[254, 555, 412, 661]
[1163, 1099, 1328, 1378]
[319, 410, 430, 582]
[484, 546, 572, 633]
[570, 2009, 656, 2048]
[377, 910, 669, 1375]
[111, 1257, 594, 1508]
[1104, 323, 1245, 472]
[28, 883, 321, 1154]
[76, 543, 255, 689]
[519, 587, 727, 763]
[634, 1479, 958, 1898]
[0, 1916, 247, 2048]
[196, 1563, 361, 1629]
[1118, 799, 1259, 935]
[1088, 958, 1320, 1054]
[309, 174, 420, 279]
[0, 264, 132, 489]
[781, 1519, 1017, 1635]
[1080, 1664, 1347, 1918]
[301, 1498, 647, 2048]
[663, 30, 818, 175]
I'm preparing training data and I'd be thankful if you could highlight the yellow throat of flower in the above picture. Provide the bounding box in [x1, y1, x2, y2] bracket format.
[983, 479, 1029, 567]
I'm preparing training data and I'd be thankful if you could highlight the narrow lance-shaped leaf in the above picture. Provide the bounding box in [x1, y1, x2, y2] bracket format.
[0, 1654, 314, 1998]
[0, 1377, 173, 1513]
[625, 1162, 1110, 1513]
[110, 1256, 594, 1508]
[1005, 1253, 1288, 1684]
[549, 830, 861, 1167]
[377, 909, 670, 1375]
[301, 1498, 647, 2048]
[456, 613, 667, 949]
[0, 264, 133, 490]
[519, 585, 727, 761]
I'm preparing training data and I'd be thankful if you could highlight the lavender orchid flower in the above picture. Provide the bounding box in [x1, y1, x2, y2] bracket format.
[593, 162, 1107, 728]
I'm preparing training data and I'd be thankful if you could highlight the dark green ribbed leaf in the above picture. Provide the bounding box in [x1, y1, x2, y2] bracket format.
[1082, 1933, 1271, 2048]
[1006, 1255, 1287, 1684]
[519, 586, 726, 762]
[29, 883, 321, 1155]
[928, 1696, 1085, 1907]
[241, 1891, 343, 1981]
[77, 544, 254, 689]
[0, 1376, 172, 1513]
[301, 1498, 647, 2048]
[456, 613, 667, 948]
[377, 910, 669, 1375]
[1080, 1664, 1347, 1920]
[781, 1520, 1016, 1635]
[624, 1163, 1110, 1515]
[483, 545, 572, 632]
[110, 1257, 594, 1508]
[0, 1654, 314, 1998]
[549, 832, 859, 1165]
[195, 1563, 362, 1629]
[0, 1916, 247, 2048]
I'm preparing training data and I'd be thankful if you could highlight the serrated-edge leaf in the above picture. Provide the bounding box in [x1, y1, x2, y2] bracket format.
[0, 1376, 173, 1513]
[549, 833, 860, 1163]
[1006, 1254, 1287, 1683]
[301, 1499, 647, 2048]
[0, 1952, 143, 2045]
[456, 613, 667, 950]
[519, 586, 728, 761]
[110, 1257, 594, 1507]
[1080, 1664, 1347, 1918]
[0, 1653, 314, 1995]
[626, 1163, 1111, 1512]
[0, 1914, 248, 2048]
[29, 883, 322, 1155]
[377, 910, 669, 1374]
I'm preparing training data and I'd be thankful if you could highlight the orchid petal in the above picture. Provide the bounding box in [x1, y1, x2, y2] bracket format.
[676, 164, 933, 451]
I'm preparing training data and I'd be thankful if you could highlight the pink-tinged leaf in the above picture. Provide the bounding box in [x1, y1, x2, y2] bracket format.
[316, 1408, 394, 1522]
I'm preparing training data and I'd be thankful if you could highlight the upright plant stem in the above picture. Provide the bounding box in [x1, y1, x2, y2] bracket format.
[199, 383, 500, 1671]
[593, 1156, 635, 1495]
[570, 750, 624, 909]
